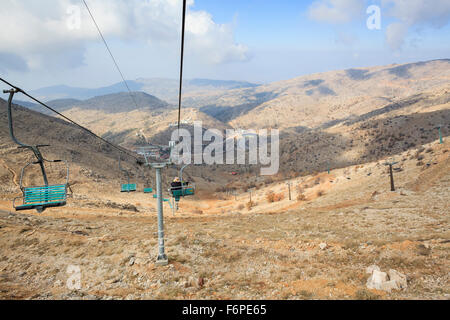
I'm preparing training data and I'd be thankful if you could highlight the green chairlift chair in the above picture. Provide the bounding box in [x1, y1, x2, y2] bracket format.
[4, 88, 70, 213]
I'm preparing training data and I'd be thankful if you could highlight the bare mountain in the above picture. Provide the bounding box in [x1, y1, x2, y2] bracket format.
[11, 92, 170, 115]
[67, 92, 170, 114]
[4, 58, 449, 178]
[191, 59, 450, 129]
[31, 78, 260, 103]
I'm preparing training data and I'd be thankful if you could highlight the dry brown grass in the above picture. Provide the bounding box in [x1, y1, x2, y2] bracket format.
[266, 191, 285, 203]
[297, 193, 307, 201]
[246, 201, 256, 210]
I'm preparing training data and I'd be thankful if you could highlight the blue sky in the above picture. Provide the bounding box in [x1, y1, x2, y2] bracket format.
[0, 0, 449, 89]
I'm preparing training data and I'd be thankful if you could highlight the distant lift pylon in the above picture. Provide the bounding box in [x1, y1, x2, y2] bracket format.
[4, 88, 70, 213]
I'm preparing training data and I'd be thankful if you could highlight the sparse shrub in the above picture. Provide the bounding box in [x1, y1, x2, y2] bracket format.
[266, 191, 284, 203]
[316, 190, 325, 197]
[246, 201, 256, 210]
[274, 193, 285, 201]
[355, 289, 380, 300]
[416, 244, 431, 256]
[266, 191, 275, 203]
[297, 193, 306, 201]
[298, 290, 314, 299]
[215, 186, 227, 193]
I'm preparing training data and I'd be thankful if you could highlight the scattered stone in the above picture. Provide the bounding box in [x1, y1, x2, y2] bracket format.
[380, 280, 400, 292]
[366, 265, 380, 274]
[107, 277, 121, 284]
[198, 277, 205, 288]
[416, 244, 431, 256]
[72, 230, 89, 236]
[366, 267, 408, 292]
[129, 257, 135, 266]
[319, 243, 327, 250]
[366, 270, 388, 290]
[388, 269, 407, 289]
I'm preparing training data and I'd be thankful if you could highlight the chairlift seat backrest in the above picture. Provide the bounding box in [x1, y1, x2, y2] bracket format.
[14, 184, 67, 211]
[171, 186, 195, 197]
[144, 187, 153, 193]
[121, 184, 137, 192]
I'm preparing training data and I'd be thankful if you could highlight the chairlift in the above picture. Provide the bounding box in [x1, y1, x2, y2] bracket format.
[170, 163, 195, 203]
[118, 154, 136, 192]
[139, 166, 153, 193]
[4, 88, 70, 213]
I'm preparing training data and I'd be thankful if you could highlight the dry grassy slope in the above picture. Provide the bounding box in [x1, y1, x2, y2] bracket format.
[275, 88, 450, 175]
[137, 78, 259, 105]
[0, 98, 222, 209]
[0, 139, 447, 300]
[41, 60, 450, 153]
[0, 98, 154, 197]
[61, 107, 232, 149]
[229, 59, 450, 129]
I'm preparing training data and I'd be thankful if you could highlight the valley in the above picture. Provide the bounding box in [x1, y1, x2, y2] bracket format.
[0, 59, 448, 300]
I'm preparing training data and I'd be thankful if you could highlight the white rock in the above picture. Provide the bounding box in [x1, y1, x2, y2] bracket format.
[319, 243, 327, 250]
[366, 270, 388, 290]
[380, 280, 400, 292]
[366, 265, 381, 274]
[388, 269, 407, 289]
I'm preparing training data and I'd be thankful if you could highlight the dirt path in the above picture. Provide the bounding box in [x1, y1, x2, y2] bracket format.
[0, 158, 19, 188]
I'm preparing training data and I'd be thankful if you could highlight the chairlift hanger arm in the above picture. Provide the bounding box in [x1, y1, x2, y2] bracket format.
[179, 163, 191, 182]
[5, 88, 50, 186]
[5, 89, 31, 149]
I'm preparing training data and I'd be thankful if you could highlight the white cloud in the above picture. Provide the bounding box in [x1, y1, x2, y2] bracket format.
[382, 0, 450, 50]
[308, 0, 450, 51]
[385, 22, 409, 51]
[308, 0, 365, 24]
[186, 10, 249, 64]
[0, 0, 249, 72]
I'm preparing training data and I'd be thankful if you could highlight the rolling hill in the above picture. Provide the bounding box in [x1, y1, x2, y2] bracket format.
[4, 58, 449, 179]
[30, 78, 260, 104]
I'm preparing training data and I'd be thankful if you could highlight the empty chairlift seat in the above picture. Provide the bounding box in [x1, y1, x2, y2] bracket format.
[14, 184, 67, 211]
[121, 184, 137, 192]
